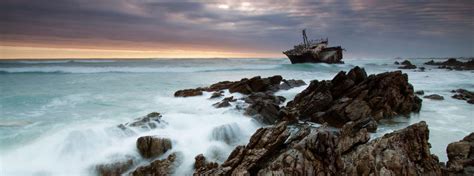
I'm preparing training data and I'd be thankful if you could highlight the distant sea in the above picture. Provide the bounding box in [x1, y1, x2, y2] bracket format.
[1, 58, 473, 175]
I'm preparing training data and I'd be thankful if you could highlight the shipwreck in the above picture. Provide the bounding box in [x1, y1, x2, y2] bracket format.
[283, 29, 344, 64]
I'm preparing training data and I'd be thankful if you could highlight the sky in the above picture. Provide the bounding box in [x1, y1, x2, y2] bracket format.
[0, 0, 473, 59]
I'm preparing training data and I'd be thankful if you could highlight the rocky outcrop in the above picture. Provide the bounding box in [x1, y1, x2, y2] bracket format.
[244, 92, 286, 124]
[131, 153, 180, 176]
[445, 133, 474, 175]
[96, 158, 134, 176]
[398, 60, 417, 69]
[451, 89, 474, 104]
[174, 76, 306, 97]
[194, 154, 218, 174]
[424, 94, 445, 100]
[174, 75, 284, 97]
[416, 90, 425, 95]
[425, 58, 474, 71]
[285, 66, 422, 131]
[194, 121, 442, 175]
[136, 136, 172, 159]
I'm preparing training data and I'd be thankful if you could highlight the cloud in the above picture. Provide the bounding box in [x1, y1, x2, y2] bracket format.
[1, 0, 473, 58]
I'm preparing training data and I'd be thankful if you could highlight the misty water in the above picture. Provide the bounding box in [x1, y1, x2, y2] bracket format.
[0, 58, 473, 175]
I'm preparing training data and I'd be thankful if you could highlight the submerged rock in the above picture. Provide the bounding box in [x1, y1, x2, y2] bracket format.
[131, 153, 180, 176]
[195, 121, 442, 175]
[424, 94, 445, 100]
[209, 123, 243, 145]
[451, 89, 474, 104]
[136, 136, 172, 159]
[209, 90, 224, 99]
[286, 66, 422, 131]
[121, 112, 166, 130]
[415, 90, 425, 95]
[445, 133, 474, 175]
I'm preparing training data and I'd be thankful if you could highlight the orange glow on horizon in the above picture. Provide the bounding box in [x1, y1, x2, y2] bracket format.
[0, 46, 281, 59]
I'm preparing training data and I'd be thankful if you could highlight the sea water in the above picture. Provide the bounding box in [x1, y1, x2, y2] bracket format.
[0, 58, 473, 175]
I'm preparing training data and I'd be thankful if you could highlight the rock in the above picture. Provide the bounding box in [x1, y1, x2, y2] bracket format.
[419, 66, 426, 71]
[394, 61, 400, 65]
[279, 79, 306, 90]
[174, 88, 204, 97]
[209, 91, 224, 99]
[195, 121, 442, 175]
[136, 136, 172, 158]
[398, 60, 417, 69]
[244, 92, 286, 124]
[194, 154, 218, 174]
[122, 112, 166, 129]
[212, 96, 235, 108]
[415, 90, 425, 95]
[209, 123, 242, 145]
[175, 75, 284, 97]
[131, 153, 179, 176]
[425, 58, 474, 71]
[451, 89, 474, 104]
[286, 66, 422, 131]
[445, 133, 474, 175]
[424, 94, 445, 100]
[96, 158, 134, 176]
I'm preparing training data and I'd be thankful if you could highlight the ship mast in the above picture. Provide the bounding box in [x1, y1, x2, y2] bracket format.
[302, 29, 309, 48]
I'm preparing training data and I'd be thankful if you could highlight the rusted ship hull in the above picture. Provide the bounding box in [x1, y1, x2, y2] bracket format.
[285, 47, 343, 64]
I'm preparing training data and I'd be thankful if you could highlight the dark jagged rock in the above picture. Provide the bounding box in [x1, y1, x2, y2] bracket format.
[174, 88, 205, 97]
[174, 75, 284, 97]
[194, 154, 218, 174]
[279, 79, 307, 90]
[212, 96, 236, 108]
[244, 92, 286, 124]
[285, 66, 422, 131]
[445, 133, 474, 175]
[424, 94, 445, 100]
[394, 61, 400, 65]
[195, 121, 442, 175]
[136, 136, 172, 159]
[425, 58, 474, 71]
[416, 90, 425, 95]
[132, 153, 179, 176]
[398, 60, 417, 69]
[96, 158, 134, 176]
[451, 89, 474, 104]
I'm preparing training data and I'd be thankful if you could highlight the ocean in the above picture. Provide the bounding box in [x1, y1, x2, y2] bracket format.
[0, 58, 473, 175]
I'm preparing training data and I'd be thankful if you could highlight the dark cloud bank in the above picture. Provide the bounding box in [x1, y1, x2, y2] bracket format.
[1, 0, 473, 58]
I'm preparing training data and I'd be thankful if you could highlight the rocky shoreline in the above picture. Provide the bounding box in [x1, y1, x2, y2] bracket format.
[97, 66, 473, 176]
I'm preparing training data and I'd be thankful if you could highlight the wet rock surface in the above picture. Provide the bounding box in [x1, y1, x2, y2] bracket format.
[244, 92, 286, 124]
[96, 158, 134, 176]
[445, 133, 474, 175]
[194, 121, 443, 175]
[136, 136, 172, 159]
[424, 94, 445, 100]
[425, 58, 474, 71]
[131, 153, 180, 176]
[451, 89, 474, 104]
[398, 60, 417, 69]
[285, 66, 422, 131]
